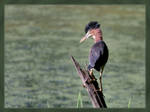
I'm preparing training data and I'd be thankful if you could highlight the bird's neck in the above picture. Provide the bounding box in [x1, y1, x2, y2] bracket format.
[93, 29, 103, 43]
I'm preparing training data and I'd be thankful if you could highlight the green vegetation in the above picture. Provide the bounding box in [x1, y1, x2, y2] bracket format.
[77, 91, 83, 108]
[128, 97, 132, 108]
[5, 5, 145, 108]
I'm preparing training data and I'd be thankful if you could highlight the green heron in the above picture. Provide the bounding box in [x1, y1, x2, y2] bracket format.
[80, 21, 109, 92]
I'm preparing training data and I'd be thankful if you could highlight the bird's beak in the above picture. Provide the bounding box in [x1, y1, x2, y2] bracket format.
[80, 31, 92, 43]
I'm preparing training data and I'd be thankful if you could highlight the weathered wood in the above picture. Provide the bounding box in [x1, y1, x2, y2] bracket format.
[71, 56, 107, 108]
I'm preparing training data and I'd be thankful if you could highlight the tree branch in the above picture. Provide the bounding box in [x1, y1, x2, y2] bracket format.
[71, 56, 107, 108]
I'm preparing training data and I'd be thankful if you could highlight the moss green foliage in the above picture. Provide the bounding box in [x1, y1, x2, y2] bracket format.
[5, 5, 145, 108]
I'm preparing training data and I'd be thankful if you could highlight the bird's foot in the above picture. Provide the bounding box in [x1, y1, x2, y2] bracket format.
[94, 88, 103, 92]
[89, 78, 97, 83]
[82, 84, 87, 88]
[99, 88, 103, 92]
[89, 70, 97, 82]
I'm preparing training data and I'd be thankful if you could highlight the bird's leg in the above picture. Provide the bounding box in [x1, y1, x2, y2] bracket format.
[99, 66, 104, 92]
[99, 72, 103, 92]
[89, 69, 97, 81]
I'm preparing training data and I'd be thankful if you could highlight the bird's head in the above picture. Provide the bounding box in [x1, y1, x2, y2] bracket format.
[80, 21, 101, 43]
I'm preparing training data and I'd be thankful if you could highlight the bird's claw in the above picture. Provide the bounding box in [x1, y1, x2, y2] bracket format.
[89, 78, 97, 83]
[82, 84, 87, 88]
[99, 88, 103, 92]
[94, 88, 102, 92]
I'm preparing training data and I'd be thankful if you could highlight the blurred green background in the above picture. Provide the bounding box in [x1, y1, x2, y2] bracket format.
[5, 5, 145, 108]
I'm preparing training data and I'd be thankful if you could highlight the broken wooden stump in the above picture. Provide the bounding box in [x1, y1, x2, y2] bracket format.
[71, 56, 107, 108]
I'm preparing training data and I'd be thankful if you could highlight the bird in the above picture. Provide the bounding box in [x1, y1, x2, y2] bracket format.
[80, 21, 109, 92]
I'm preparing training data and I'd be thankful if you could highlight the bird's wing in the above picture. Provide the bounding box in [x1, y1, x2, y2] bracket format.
[89, 43, 102, 68]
